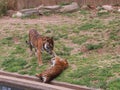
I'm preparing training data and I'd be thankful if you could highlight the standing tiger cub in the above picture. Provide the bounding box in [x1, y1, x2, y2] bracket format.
[36, 56, 68, 83]
[26, 29, 55, 65]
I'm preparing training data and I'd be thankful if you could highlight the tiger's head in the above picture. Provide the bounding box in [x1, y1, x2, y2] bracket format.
[51, 56, 69, 69]
[43, 37, 55, 57]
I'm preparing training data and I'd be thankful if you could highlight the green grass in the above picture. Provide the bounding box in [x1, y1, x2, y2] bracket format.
[86, 43, 103, 50]
[77, 20, 106, 31]
[71, 35, 89, 45]
[2, 56, 27, 72]
[0, 37, 13, 46]
[107, 78, 120, 90]
[97, 11, 110, 17]
[109, 29, 120, 41]
[0, 10, 120, 90]
[0, 0, 7, 17]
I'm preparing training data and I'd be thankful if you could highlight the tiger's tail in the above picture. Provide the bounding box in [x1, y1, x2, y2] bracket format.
[36, 73, 43, 82]
[26, 40, 30, 45]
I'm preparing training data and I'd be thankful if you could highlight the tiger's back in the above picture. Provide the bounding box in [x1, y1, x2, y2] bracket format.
[29, 29, 41, 47]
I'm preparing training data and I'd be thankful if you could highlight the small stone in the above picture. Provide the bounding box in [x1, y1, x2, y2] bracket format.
[118, 9, 120, 12]
[102, 5, 113, 11]
[6, 10, 16, 17]
[99, 10, 108, 13]
[12, 11, 23, 18]
[81, 5, 89, 10]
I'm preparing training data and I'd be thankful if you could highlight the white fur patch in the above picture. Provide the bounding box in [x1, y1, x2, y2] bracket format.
[42, 76, 47, 83]
[51, 60, 56, 67]
[44, 43, 48, 50]
[30, 42, 34, 47]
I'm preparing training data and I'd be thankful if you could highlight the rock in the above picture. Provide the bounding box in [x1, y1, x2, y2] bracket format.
[102, 5, 113, 11]
[59, 2, 79, 13]
[98, 10, 108, 13]
[81, 5, 89, 10]
[43, 5, 61, 11]
[12, 8, 39, 18]
[118, 9, 120, 12]
[12, 11, 23, 18]
[96, 6, 102, 10]
[6, 10, 16, 17]
[12, 2, 80, 18]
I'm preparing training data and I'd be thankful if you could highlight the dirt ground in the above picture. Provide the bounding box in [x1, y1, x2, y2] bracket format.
[0, 15, 77, 25]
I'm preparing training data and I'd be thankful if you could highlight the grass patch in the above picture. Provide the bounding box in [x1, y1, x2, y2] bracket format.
[109, 29, 120, 41]
[78, 23, 95, 30]
[59, 2, 71, 6]
[0, 0, 7, 17]
[0, 37, 13, 46]
[107, 79, 120, 90]
[97, 11, 110, 17]
[79, 10, 90, 15]
[2, 56, 27, 72]
[11, 45, 25, 54]
[71, 35, 89, 45]
[55, 42, 73, 56]
[86, 43, 103, 50]
[78, 20, 106, 31]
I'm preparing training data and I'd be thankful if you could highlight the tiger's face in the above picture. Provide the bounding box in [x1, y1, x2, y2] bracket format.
[43, 37, 54, 56]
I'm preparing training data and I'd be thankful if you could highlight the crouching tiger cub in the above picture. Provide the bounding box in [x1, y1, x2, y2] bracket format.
[36, 56, 68, 83]
[26, 29, 56, 65]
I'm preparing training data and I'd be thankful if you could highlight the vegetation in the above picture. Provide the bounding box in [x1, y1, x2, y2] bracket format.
[0, 9, 120, 90]
[0, 0, 7, 17]
[86, 43, 103, 50]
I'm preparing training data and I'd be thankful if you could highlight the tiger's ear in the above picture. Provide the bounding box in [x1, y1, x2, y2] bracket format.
[42, 37, 47, 41]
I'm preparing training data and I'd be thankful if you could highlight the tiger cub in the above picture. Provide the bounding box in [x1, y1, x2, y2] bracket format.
[26, 29, 56, 65]
[36, 56, 68, 83]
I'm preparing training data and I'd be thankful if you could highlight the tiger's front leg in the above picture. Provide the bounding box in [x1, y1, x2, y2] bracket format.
[37, 49, 43, 66]
[29, 43, 35, 56]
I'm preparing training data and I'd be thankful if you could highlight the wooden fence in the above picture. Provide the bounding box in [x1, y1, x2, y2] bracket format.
[7, 0, 120, 10]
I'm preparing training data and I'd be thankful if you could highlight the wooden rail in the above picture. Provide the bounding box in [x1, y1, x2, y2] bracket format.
[0, 70, 100, 90]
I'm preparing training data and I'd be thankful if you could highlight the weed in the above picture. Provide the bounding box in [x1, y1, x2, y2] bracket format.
[78, 20, 106, 31]
[0, 0, 7, 17]
[86, 43, 103, 50]
[109, 29, 120, 41]
[0, 37, 13, 46]
[78, 23, 95, 30]
[71, 35, 89, 45]
[79, 10, 90, 15]
[97, 11, 110, 17]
